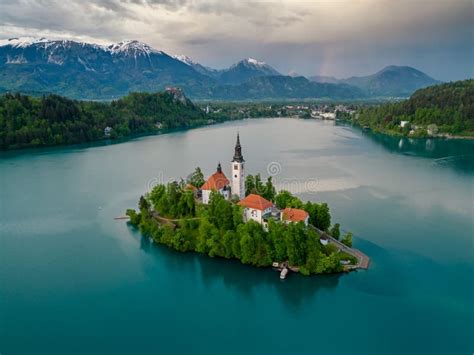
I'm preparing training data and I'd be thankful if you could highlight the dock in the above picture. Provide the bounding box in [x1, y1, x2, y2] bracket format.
[272, 261, 299, 280]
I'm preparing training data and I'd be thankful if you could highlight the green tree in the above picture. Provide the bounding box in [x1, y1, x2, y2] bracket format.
[189, 167, 205, 188]
[304, 201, 319, 226]
[254, 174, 264, 195]
[126, 209, 141, 226]
[286, 222, 307, 266]
[275, 190, 294, 209]
[177, 190, 195, 217]
[342, 232, 353, 247]
[139, 195, 149, 211]
[232, 204, 244, 229]
[196, 218, 215, 254]
[245, 175, 255, 196]
[263, 176, 276, 201]
[330, 223, 340, 240]
[268, 220, 287, 261]
[222, 230, 236, 259]
[215, 198, 234, 230]
[207, 228, 224, 257]
[240, 232, 255, 264]
[149, 184, 166, 211]
[316, 203, 331, 231]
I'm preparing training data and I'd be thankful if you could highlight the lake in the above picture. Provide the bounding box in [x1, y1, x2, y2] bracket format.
[1, 118, 473, 355]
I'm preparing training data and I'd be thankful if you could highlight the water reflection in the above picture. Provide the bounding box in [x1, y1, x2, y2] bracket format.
[135, 233, 341, 313]
[360, 130, 474, 174]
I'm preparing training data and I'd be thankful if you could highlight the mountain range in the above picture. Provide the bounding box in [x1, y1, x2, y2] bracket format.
[0, 37, 440, 100]
[309, 66, 440, 97]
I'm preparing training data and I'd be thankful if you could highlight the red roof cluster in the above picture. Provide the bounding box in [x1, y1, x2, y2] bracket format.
[281, 208, 309, 222]
[238, 194, 273, 211]
[201, 171, 229, 191]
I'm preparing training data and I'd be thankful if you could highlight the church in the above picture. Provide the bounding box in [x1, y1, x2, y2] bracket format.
[201, 133, 245, 203]
[200, 133, 310, 231]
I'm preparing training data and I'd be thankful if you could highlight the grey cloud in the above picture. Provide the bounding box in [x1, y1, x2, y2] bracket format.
[0, 0, 471, 80]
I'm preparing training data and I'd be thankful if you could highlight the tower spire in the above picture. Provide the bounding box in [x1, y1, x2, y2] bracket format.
[231, 132, 245, 199]
[233, 132, 244, 163]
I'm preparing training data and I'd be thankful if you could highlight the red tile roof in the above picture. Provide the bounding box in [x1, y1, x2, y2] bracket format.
[201, 171, 229, 191]
[238, 194, 273, 211]
[281, 208, 309, 222]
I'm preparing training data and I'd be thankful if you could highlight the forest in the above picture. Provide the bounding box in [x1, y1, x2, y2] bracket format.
[0, 91, 209, 150]
[354, 80, 474, 137]
[126, 168, 355, 276]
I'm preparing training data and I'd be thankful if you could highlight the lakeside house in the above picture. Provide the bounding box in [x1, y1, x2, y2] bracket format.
[281, 208, 309, 226]
[238, 193, 273, 225]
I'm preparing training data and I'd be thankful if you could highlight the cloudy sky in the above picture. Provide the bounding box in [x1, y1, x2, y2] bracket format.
[0, 0, 472, 80]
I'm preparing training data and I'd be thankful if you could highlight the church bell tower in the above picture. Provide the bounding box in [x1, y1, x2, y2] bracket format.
[231, 133, 245, 199]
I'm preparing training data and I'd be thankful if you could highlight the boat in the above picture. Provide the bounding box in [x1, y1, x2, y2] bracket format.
[280, 268, 288, 280]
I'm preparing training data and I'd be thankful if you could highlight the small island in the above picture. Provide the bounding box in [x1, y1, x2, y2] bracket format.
[127, 134, 369, 277]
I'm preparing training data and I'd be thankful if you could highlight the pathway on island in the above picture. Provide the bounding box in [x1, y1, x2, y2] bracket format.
[309, 225, 370, 270]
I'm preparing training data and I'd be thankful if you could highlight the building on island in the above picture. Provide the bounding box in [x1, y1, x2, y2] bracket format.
[201, 163, 231, 204]
[281, 208, 309, 226]
[199, 133, 313, 232]
[231, 133, 245, 200]
[201, 133, 245, 204]
[238, 193, 273, 224]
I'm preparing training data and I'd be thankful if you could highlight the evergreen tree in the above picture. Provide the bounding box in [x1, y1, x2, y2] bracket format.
[330, 223, 341, 240]
[275, 190, 294, 209]
[189, 167, 205, 188]
[342, 232, 353, 247]
[263, 176, 276, 201]
[245, 175, 255, 196]
[316, 203, 331, 231]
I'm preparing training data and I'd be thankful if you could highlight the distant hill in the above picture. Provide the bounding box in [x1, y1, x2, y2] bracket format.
[355, 80, 474, 137]
[342, 65, 439, 97]
[308, 75, 340, 84]
[216, 58, 280, 85]
[0, 90, 208, 150]
[206, 75, 366, 100]
[0, 37, 441, 100]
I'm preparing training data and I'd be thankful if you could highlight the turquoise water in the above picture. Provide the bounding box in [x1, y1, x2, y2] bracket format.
[1, 118, 473, 355]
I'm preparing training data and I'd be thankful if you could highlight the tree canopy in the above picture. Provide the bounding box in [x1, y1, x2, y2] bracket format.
[355, 80, 474, 137]
[0, 91, 208, 150]
[126, 171, 352, 276]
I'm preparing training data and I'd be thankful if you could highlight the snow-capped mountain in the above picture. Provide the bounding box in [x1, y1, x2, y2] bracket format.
[218, 58, 280, 84]
[172, 54, 218, 77]
[0, 37, 170, 69]
[0, 37, 214, 98]
[107, 40, 163, 56]
[0, 37, 434, 99]
[0, 37, 52, 48]
[172, 54, 194, 66]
